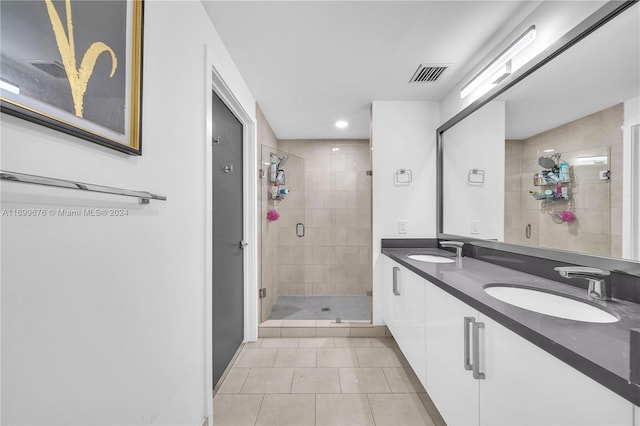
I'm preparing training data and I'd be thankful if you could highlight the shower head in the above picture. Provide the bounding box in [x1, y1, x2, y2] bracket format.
[270, 152, 288, 168]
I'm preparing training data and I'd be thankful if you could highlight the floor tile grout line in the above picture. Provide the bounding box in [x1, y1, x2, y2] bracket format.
[381, 366, 393, 394]
[365, 393, 377, 425]
[237, 367, 251, 394]
[253, 393, 265, 426]
[238, 367, 253, 394]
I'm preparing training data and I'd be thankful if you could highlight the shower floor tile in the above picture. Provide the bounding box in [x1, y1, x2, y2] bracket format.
[268, 296, 371, 321]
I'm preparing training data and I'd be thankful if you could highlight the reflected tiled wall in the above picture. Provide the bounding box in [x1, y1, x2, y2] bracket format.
[277, 139, 372, 296]
[505, 104, 623, 257]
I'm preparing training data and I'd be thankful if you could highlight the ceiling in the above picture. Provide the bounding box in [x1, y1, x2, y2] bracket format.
[202, 1, 537, 140]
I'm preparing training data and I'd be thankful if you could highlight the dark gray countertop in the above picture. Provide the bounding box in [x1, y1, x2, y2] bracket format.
[382, 247, 640, 406]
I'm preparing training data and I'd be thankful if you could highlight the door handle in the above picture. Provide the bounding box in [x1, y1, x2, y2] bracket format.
[472, 321, 485, 380]
[392, 267, 400, 296]
[296, 223, 305, 237]
[224, 164, 233, 173]
[239, 241, 248, 249]
[463, 317, 474, 371]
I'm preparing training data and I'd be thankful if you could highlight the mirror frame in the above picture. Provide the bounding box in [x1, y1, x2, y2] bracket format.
[436, 0, 640, 276]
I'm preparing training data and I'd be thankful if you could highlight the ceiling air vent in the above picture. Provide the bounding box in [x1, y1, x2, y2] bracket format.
[409, 64, 449, 83]
[31, 60, 67, 78]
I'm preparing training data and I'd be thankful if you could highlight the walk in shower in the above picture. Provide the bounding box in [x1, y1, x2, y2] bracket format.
[259, 140, 372, 323]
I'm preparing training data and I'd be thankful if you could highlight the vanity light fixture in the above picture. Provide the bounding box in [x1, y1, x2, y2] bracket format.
[0, 79, 19, 94]
[575, 155, 608, 165]
[335, 120, 349, 129]
[460, 25, 536, 99]
[332, 147, 340, 152]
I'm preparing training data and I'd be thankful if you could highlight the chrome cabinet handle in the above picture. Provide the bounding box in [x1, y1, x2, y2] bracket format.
[296, 223, 305, 237]
[224, 164, 233, 173]
[472, 321, 485, 380]
[463, 317, 474, 371]
[392, 266, 400, 296]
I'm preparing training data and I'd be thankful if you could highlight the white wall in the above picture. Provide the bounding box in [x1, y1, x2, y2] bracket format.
[0, 1, 254, 424]
[370, 101, 439, 325]
[442, 102, 505, 240]
[440, 1, 606, 123]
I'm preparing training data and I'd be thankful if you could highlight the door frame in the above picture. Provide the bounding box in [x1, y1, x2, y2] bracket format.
[204, 46, 258, 414]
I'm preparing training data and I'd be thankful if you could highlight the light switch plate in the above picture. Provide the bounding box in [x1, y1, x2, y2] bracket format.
[471, 220, 480, 235]
[398, 220, 408, 234]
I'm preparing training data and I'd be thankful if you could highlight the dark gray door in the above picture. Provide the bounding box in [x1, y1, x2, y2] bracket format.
[212, 91, 244, 386]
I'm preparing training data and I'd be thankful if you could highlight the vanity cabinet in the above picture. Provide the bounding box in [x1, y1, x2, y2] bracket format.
[479, 312, 633, 425]
[381, 256, 426, 386]
[424, 281, 479, 425]
[384, 257, 636, 426]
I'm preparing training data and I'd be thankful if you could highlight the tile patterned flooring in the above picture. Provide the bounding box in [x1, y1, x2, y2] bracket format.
[213, 337, 446, 426]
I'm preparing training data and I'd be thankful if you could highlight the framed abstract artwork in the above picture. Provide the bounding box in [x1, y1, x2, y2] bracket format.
[0, 0, 144, 155]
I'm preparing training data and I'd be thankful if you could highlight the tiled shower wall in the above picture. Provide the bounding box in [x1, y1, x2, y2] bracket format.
[277, 139, 372, 297]
[504, 103, 623, 257]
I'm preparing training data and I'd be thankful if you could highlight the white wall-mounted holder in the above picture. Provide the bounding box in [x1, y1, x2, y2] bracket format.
[468, 169, 485, 185]
[394, 169, 412, 185]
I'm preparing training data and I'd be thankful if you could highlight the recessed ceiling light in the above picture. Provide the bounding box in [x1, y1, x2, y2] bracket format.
[335, 120, 349, 129]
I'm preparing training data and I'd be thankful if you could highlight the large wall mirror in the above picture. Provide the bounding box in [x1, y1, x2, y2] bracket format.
[439, 1, 640, 268]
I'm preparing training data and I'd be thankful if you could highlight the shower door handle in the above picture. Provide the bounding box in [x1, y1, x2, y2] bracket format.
[296, 223, 305, 237]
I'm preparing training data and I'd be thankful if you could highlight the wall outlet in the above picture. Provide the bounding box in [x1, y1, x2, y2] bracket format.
[471, 220, 480, 235]
[398, 220, 408, 234]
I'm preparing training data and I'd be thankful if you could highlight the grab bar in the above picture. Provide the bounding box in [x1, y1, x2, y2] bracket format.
[0, 170, 167, 204]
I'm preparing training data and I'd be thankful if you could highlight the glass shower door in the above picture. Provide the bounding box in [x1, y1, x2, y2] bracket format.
[260, 146, 305, 322]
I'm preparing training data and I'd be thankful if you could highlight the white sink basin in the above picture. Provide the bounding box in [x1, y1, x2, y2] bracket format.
[484, 285, 618, 323]
[408, 254, 455, 264]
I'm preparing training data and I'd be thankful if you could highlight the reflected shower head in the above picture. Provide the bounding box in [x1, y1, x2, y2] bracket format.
[538, 153, 560, 169]
[278, 155, 288, 167]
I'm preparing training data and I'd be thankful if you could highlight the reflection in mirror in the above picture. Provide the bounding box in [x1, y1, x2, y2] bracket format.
[442, 2, 640, 260]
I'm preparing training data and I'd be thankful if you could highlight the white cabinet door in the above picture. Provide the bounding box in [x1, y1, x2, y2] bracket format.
[425, 281, 480, 426]
[393, 266, 427, 387]
[479, 313, 634, 426]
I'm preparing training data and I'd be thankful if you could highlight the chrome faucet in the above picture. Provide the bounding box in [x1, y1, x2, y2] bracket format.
[554, 266, 612, 301]
[440, 241, 464, 259]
